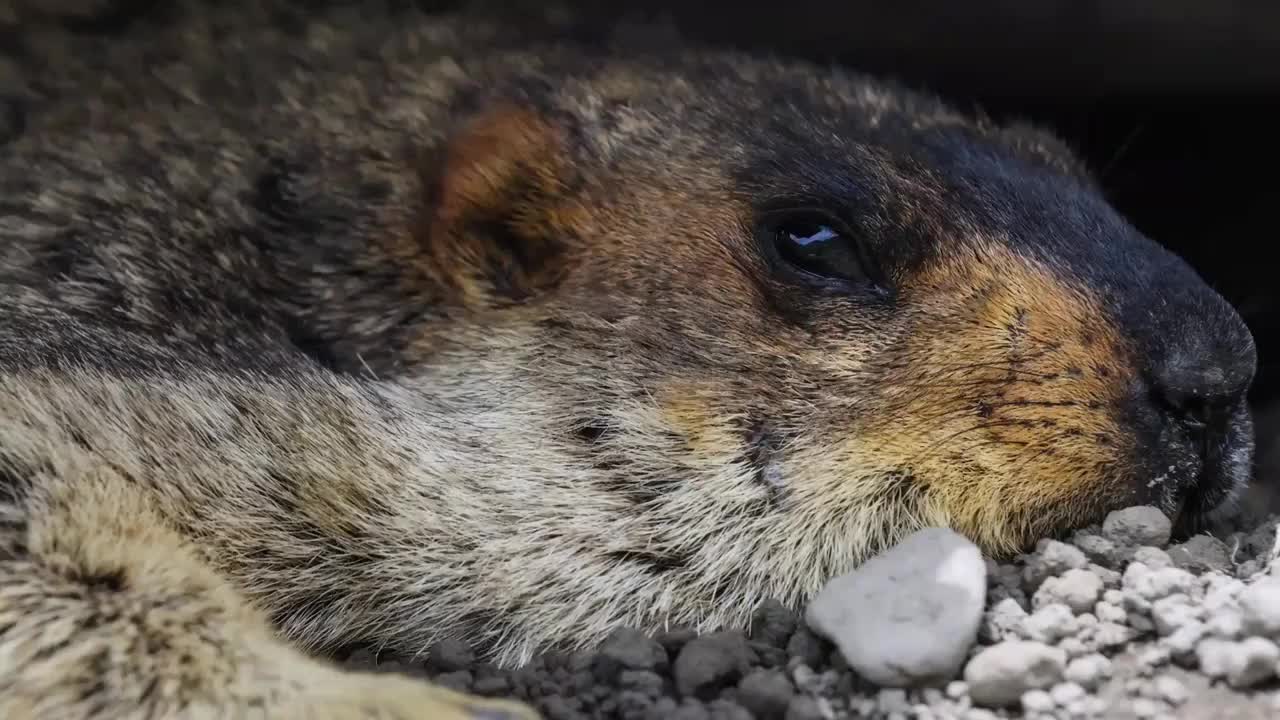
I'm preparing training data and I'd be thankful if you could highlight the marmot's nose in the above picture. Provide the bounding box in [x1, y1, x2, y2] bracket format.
[1148, 348, 1255, 436]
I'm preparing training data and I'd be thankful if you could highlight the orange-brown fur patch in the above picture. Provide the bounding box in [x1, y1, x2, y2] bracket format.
[857, 240, 1137, 553]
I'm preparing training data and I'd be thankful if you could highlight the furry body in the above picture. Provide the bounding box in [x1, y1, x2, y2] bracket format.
[0, 1, 1258, 717]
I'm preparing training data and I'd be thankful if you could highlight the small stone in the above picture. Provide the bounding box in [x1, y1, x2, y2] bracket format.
[981, 598, 1028, 643]
[805, 527, 986, 686]
[1162, 620, 1207, 656]
[1205, 608, 1245, 639]
[1130, 698, 1164, 718]
[1131, 547, 1174, 569]
[1167, 535, 1233, 573]
[1094, 601, 1127, 625]
[1150, 594, 1200, 636]
[876, 688, 910, 715]
[963, 641, 1066, 707]
[594, 628, 669, 680]
[1197, 637, 1280, 687]
[1240, 577, 1280, 637]
[1057, 637, 1089, 658]
[785, 628, 826, 669]
[1127, 567, 1197, 602]
[1021, 603, 1078, 644]
[1103, 506, 1173, 548]
[946, 681, 969, 699]
[674, 632, 754, 699]
[1072, 534, 1119, 566]
[1033, 569, 1103, 614]
[425, 638, 476, 673]
[1023, 540, 1089, 588]
[737, 669, 793, 720]
[1152, 675, 1188, 705]
[783, 695, 823, 720]
[750, 600, 799, 648]
[1089, 623, 1135, 651]
[1050, 681, 1086, 705]
[963, 711, 1000, 720]
[1020, 689, 1054, 713]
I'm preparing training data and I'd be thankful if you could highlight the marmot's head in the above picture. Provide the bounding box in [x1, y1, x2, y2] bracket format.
[393, 46, 1254, 657]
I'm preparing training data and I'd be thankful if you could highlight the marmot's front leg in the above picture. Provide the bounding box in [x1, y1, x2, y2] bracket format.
[0, 461, 538, 720]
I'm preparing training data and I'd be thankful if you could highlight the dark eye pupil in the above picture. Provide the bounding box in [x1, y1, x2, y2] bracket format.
[774, 219, 867, 283]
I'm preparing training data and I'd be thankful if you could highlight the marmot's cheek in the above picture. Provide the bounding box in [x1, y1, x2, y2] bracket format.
[847, 242, 1145, 554]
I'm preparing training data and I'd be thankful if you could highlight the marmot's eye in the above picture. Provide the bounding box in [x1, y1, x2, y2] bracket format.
[758, 209, 873, 287]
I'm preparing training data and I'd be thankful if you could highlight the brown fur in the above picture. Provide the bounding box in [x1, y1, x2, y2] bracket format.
[0, 1, 1258, 717]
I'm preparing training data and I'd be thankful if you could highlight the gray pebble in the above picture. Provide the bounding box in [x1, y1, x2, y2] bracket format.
[1152, 675, 1189, 705]
[1094, 601, 1127, 625]
[1023, 540, 1089, 588]
[1072, 534, 1119, 567]
[1167, 535, 1233, 573]
[1131, 547, 1174, 569]
[1205, 607, 1245, 639]
[805, 527, 986, 687]
[876, 688, 910, 715]
[963, 640, 1066, 707]
[1196, 636, 1280, 687]
[1150, 594, 1201, 636]
[425, 638, 475, 673]
[1032, 569, 1102, 614]
[737, 669, 793, 720]
[1050, 681, 1085, 705]
[1239, 577, 1280, 637]
[1125, 565, 1197, 602]
[783, 696, 824, 720]
[1163, 620, 1207, 656]
[981, 598, 1028, 644]
[1020, 689, 1054, 713]
[1021, 603, 1078, 644]
[946, 681, 969, 699]
[1103, 506, 1173, 548]
[674, 632, 753, 699]
[595, 628, 669, 680]
[1130, 698, 1165, 718]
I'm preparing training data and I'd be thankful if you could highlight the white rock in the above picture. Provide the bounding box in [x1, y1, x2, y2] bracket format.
[981, 598, 1028, 644]
[1020, 689, 1055, 713]
[1021, 603, 1078, 644]
[1094, 601, 1127, 625]
[963, 641, 1066, 708]
[1196, 637, 1280, 687]
[1150, 594, 1201, 636]
[1131, 547, 1174, 569]
[1129, 567, 1197, 602]
[1161, 620, 1206, 656]
[1103, 506, 1172, 548]
[1089, 622, 1135, 651]
[1023, 540, 1089, 588]
[1130, 698, 1165, 719]
[1205, 607, 1245, 640]
[1033, 569, 1103, 614]
[1240, 577, 1280, 637]
[1152, 675, 1189, 705]
[945, 680, 969, 699]
[1049, 682, 1086, 705]
[805, 527, 986, 687]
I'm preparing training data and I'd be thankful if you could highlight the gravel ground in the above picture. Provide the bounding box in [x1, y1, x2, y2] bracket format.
[337, 503, 1280, 719]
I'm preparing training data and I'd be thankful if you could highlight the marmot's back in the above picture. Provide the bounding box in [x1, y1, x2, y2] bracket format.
[0, 0, 1254, 673]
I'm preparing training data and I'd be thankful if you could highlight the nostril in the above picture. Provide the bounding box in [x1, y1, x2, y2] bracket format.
[1150, 383, 1233, 433]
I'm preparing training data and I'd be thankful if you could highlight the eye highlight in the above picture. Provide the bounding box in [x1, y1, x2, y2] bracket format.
[757, 208, 876, 290]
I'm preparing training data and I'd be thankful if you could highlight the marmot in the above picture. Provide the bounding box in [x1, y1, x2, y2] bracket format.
[0, 1, 1258, 718]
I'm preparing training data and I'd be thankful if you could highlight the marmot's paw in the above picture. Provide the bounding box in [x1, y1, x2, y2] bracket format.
[309, 672, 541, 720]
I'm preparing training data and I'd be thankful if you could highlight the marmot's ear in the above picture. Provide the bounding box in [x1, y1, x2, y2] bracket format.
[418, 104, 579, 309]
